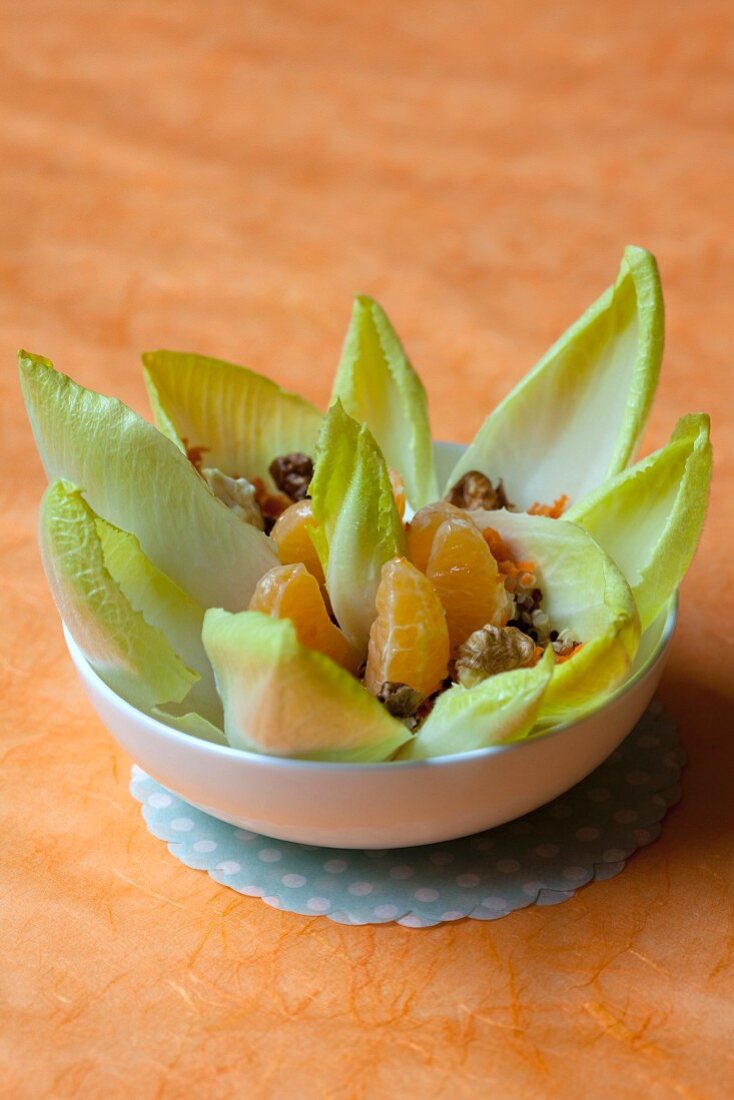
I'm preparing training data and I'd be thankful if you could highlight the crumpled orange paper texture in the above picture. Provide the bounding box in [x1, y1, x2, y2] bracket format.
[1, 2, 733, 1097]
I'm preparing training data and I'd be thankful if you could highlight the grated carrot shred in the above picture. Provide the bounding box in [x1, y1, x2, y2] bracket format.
[482, 527, 510, 562]
[528, 494, 569, 519]
[498, 558, 536, 577]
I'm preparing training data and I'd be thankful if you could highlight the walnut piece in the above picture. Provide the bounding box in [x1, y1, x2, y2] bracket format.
[445, 470, 512, 511]
[269, 452, 314, 501]
[376, 682, 425, 718]
[201, 468, 265, 530]
[455, 625, 536, 688]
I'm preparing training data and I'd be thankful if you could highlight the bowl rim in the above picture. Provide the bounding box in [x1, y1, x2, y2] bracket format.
[63, 594, 677, 774]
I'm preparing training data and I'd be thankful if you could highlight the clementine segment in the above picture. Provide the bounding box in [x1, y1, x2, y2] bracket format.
[425, 517, 512, 653]
[270, 500, 325, 586]
[364, 556, 450, 698]
[248, 563, 360, 673]
[405, 500, 465, 573]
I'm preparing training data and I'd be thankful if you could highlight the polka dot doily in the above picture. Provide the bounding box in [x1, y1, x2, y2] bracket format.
[130, 701, 684, 928]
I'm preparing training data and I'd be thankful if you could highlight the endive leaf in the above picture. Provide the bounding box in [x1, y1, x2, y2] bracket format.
[202, 609, 411, 761]
[566, 414, 712, 631]
[142, 350, 323, 486]
[94, 513, 223, 726]
[447, 246, 664, 508]
[467, 510, 640, 725]
[400, 647, 554, 760]
[40, 480, 198, 715]
[153, 708, 228, 745]
[309, 402, 405, 651]
[19, 351, 278, 609]
[331, 296, 438, 508]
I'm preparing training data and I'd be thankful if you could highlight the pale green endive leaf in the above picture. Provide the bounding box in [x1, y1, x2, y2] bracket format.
[40, 480, 200, 717]
[566, 414, 712, 631]
[447, 246, 664, 508]
[143, 349, 323, 486]
[309, 402, 405, 652]
[401, 647, 554, 760]
[19, 351, 278, 610]
[93, 512, 223, 726]
[152, 707, 228, 745]
[202, 609, 411, 761]
[332, 296, 438, 508]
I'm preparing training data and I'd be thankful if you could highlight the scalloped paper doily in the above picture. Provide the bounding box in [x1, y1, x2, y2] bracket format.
[130, 701, 683, 927]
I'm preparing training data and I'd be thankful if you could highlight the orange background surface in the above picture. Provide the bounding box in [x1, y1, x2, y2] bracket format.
[2, 2, 733, 1097]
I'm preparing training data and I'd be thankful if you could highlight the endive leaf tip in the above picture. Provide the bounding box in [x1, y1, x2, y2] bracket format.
[19, 348, 53, 371]
[566, 410, 711, 633]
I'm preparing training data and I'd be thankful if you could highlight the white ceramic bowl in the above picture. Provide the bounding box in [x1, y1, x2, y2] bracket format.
[61, 442, 677, 848]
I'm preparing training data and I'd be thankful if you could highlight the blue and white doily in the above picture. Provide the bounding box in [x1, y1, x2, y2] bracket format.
[131, 701, 683, 928]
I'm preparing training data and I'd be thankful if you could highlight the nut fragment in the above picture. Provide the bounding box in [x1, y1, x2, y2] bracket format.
[445, 471, 512, 511]
[269, 452, 314, 501]
[551, 628, 579, 658]
[376, 681, 425, 718]
[455, 625, 536, 688]
[201, 468, 265, 530]
[183, 439, 210, 474]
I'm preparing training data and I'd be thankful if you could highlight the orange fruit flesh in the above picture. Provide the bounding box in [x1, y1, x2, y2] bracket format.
[270, 500, 325, 586]
[364, 557, 450, 698]
[424, 517, 511, 654]
[248, 563, 360, 674]
[405, 500, 467, 573]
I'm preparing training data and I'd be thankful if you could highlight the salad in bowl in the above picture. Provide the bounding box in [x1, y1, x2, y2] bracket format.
[20, 246, 711, 772]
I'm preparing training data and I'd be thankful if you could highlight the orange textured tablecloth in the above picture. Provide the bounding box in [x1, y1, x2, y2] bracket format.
[2, 3, 733, 1097]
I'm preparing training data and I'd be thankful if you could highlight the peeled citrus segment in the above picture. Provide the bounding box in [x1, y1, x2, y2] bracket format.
[248, 563, 360, 674]
[405, 500, 466, 573]
[425, 518, 512, 653]
[364, 557, 450, 698]
[270, 500, 325, 586]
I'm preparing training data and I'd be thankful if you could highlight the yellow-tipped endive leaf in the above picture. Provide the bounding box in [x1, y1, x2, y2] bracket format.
[468, 510, 640, 725]
[566, 414, 712, 631]
[309, 402, 405, 652]
[202, 610, 411, 761]
[39, 481, 224, 734]
[447, 246, 664, 508]
[331, 296, 438, 508]
[19, 352, 278, 609]
[142, 350, 323, 486]
[401, 648, 554, 760]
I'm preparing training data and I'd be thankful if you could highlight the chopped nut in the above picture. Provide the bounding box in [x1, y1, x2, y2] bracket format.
[201, 468, 265, 530]
[376, 681, 425, 718]
[269, 452, 314, 501]
[250, 477, 292, 534]
[551, 628, 579, 658]
[182, 438, 210, 474]
[455, 625, 536, 688]
[445, 470, 513, 511]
